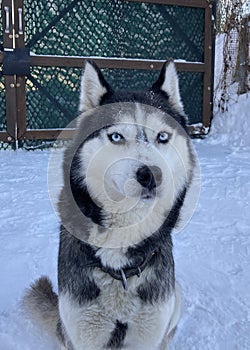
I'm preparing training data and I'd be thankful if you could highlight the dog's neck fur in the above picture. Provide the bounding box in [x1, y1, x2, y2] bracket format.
[58, 187, 186, 301]
[83, 247, 158, 290]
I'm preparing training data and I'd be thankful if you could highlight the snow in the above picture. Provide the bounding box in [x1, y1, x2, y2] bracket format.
[1, 28, 250, 347]
[210, 93, 250, 148]
[172, 143, 250, 349]
[1, 96, 250, 349]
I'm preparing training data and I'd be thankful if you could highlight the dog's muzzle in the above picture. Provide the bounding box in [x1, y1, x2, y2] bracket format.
[136, 165, 162, 193]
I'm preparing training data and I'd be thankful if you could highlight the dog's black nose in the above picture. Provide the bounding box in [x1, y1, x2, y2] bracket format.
[136, 165, 162, 191]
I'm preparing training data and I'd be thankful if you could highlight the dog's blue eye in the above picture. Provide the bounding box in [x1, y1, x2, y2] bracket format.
[108, 132, 124, 143]
[157, 132, 169, 144]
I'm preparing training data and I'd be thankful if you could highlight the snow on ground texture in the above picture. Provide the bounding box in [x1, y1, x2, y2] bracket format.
[0, 102, 250, 349]
[211, 93, 250, 148]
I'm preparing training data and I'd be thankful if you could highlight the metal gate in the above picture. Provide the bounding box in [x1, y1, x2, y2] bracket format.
[0, 0, 215, 147]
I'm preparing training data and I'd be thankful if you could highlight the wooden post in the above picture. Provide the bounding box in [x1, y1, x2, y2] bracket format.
[14, 0, 27, 140]
[2, 0, 17, 141]
[1, 0, 27, 142]
[202, 1, 214, 130]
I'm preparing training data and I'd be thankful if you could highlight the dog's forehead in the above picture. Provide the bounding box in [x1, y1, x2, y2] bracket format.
[77, 102, 183, 146]
[111, 103, 176, 136]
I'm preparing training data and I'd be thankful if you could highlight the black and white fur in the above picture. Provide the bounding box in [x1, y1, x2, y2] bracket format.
[23, 60, 195, 350]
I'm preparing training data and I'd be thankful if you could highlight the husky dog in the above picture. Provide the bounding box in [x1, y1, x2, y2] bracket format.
[23, 60, 195, 350]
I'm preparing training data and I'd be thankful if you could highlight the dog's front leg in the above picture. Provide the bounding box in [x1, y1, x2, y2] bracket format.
[59, 293, 117, 350]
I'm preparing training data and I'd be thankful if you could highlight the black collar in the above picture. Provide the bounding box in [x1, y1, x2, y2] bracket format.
[85, 250, 157, 290]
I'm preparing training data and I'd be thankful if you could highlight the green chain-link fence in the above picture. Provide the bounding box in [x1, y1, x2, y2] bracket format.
[24, 0, 205, 129]
[1, 0, 213, 148]
[25, 0, 205, 61]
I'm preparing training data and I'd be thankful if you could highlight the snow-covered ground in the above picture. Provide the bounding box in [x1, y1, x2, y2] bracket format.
[0, 93, 250, 349]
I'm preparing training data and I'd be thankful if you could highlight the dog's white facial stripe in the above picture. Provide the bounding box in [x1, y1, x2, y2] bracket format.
[136, 127, 148, 143]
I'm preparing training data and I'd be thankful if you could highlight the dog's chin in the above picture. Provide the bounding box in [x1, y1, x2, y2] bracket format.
[103, 180, 158, 209]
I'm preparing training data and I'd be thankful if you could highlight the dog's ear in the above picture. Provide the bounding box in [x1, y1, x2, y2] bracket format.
[152, 60, 184, 113]
[79, 60, 112, 113]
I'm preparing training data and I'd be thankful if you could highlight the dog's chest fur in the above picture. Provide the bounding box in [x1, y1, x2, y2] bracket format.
[59, 285, 177, 350]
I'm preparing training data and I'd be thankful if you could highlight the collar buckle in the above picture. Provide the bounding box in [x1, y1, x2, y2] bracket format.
[137, 266, 142, 277]
[120, 269, 128, 291]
